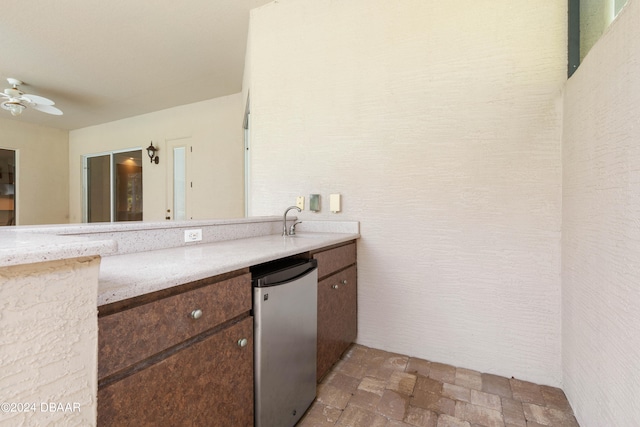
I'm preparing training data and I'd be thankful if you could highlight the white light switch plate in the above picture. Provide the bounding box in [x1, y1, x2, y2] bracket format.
[296, 196, 305, 210]
[330, 193, 341, 213]
[184, 229, 202, 242]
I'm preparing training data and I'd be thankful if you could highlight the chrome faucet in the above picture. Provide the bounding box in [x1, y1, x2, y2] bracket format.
[282, 206, 301, 236]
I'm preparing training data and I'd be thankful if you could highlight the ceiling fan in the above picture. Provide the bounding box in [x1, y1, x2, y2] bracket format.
[0, 78, 63, 117]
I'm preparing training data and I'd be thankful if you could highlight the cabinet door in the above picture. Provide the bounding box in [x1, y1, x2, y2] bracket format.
[317, 265, 357, 381]
[98, 317, 253, 427]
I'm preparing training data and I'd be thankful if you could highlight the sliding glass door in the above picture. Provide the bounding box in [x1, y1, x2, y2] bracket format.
[84, 149, 143, 223]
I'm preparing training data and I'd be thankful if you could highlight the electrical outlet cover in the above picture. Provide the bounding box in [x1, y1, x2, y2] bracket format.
[296, 196, 305, 210]
[184, 229, 202, 242]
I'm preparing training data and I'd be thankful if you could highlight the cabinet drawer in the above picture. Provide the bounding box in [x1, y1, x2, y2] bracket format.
[313, 242, 356, 279]
[99, 272, 251, 380]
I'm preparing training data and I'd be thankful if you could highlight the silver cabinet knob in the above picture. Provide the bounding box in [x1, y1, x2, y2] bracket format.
[237, 338, 248, 348]
[190, 309, 203, 319]
[341, 279, 348, 285]
[332, 284, 339, 289]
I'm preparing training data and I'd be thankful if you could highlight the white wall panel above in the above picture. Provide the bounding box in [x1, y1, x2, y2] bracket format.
[245, 0, 566, 385]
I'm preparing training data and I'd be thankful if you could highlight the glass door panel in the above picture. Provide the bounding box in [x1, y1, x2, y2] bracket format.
[0, 149, 16, 226]
[173, 147, 186, 220]
[87, 155, 111, 223]
[114, 151, 143, 221]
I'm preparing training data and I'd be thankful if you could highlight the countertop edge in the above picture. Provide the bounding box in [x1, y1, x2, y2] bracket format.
[0, 232, 117, 268]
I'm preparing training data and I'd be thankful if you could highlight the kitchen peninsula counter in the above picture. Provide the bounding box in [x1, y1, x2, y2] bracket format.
[0, 218, 358, 426]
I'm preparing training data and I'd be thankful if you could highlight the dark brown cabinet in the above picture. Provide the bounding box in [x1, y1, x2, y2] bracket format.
[97, 271, 253, 427]
[96, 241, 359, 425]
[313, 242, 358, 381]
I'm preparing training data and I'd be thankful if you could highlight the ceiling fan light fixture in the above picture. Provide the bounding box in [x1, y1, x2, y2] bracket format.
[1, 101, 26, 116]
[1, 79, 62, 117]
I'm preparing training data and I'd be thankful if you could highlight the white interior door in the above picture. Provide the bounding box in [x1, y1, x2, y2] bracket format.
[166, 137, 191, 220]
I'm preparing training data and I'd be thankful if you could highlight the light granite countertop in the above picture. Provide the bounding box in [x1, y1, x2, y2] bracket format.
[0, 230, 117, 268]
[98, 232, 359, 306]
[0, 218, 359, 306]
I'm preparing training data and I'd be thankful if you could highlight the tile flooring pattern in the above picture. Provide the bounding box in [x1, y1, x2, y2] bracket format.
[298, 344, 579, 427]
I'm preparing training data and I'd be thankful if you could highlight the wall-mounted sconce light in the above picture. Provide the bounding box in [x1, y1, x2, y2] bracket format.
[146, 142, 159, 164]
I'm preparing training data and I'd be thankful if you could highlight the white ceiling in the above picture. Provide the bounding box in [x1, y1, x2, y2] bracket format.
[0, 0, 273, 130]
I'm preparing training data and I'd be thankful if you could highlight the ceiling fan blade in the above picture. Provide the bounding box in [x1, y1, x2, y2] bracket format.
[21, 94, 55, 106]
[31, 104, 63, 115]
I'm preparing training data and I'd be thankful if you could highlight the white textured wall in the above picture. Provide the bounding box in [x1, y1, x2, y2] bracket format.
[0, 118, 69, 225]
[246, 0, 566, 385]
[0, 257, 100, 427]
[69, 94, 245, 223]
[562, 0, 640, 425]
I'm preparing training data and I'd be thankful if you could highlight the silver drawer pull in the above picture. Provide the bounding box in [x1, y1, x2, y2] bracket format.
[332, 284, 339, 290]
[237, 338, 248, 348]
[341, 279, 348, 285]
[190, 309, 203, 319]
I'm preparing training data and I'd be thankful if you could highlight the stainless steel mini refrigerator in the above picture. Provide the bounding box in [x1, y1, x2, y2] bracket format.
[252, 258, 318, 427]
